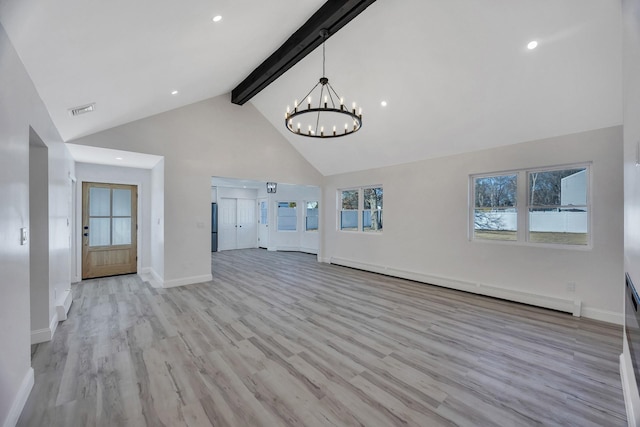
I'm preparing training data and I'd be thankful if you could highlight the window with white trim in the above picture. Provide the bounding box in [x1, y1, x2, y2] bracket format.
[339, 186, 383, 232]
[470, 164, 590, 246]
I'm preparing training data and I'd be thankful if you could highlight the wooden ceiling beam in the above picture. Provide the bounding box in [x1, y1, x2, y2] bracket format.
[231, 0, 377, 105]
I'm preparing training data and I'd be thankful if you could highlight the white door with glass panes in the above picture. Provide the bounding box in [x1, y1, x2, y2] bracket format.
[258, 198, 269, 248]
[218, 197, 257, 250]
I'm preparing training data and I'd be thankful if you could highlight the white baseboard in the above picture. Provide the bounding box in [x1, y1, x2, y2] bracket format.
[30, 312, 59, 344]
[274, 246, 301, 252]
[299, 247, 318, 255]
[139, 267, 163, 288]
[319, 257, 331, 264]
[329, 257, 583, 318]
[582, 307, 624, 325]
[3, 367, 34, 427]
[162, 273, 213, 289]
[55, 288, 73, 321]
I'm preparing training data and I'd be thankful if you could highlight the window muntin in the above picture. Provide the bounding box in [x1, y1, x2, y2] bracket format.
[277, 201, 297, 231]
[472, 174, 517, 241]
[363, 187, 383, 232]
[527, 167, 588, 245]
[340, 190, 359, 231]
[306, 201, 319, 231]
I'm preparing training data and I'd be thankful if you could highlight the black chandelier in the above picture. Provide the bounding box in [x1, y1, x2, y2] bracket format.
[285, 29, 362, 139]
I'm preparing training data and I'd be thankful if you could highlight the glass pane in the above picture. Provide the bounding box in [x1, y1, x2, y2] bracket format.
[340, 211, 358, 230]
[306, 216, 318, 231]
[89, 217, 111, 246]
[473, 208, 517, 241]
[112, 218, 132, 245]
[306, 201, 319, 231]
[278, 202, 297, 231]
[89, 187, 111, 216]
[112, 189, 131, 216]
[363, 210, 383, 232]
[529, 208, 588, 245]
[363, 188, 383, 209]
[260, 201, 268, 224]
[341, 190, 358, 210]
[474, 175, 517, 208]
[529, 168, 586, 206]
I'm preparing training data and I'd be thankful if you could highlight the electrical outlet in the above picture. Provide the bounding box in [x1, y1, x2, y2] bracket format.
[20, 227, 27, 245]
[567, 282, 576, 292]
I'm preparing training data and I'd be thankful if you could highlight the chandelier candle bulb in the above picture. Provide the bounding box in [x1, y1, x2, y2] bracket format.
[308, 97, 311, 109]
[297, 123, 301, 133]
[333, 125, 336, 136]
[321, 126, 324, 137]
[324, 96, 327, 108]
[352, 102, 356, 114]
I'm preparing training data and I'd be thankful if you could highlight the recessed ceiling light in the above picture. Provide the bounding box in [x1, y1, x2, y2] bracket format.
[171, 90, 179, 95]
[115, 157, 123, 160]
[527, 41, 538, 50]
[212, 15, 222, 22]
[380, 101, 387, 107]
[68, 102, 96, 116]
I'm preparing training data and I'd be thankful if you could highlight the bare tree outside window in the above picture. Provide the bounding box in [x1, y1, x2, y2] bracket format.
[363, 187, 383, 232]
[473, 174, 517, 241]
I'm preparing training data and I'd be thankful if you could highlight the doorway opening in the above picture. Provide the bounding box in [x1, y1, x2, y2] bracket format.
[29, 128, 50, 344]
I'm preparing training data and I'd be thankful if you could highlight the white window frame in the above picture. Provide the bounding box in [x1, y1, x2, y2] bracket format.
[469, 163, 591, 249]
[337, 185, 383, 233]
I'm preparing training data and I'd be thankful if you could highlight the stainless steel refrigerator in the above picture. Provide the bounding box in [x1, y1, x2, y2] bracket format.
[211, 202, 218, 252]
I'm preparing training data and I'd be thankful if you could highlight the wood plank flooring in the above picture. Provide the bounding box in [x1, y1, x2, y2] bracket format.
[19, 249, 626, 426]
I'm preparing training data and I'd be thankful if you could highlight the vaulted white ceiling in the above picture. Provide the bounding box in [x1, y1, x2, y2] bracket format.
[0, 0, 622, 176]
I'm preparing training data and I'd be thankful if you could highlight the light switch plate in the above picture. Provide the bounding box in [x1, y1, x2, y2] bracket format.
[20, 227, 28, 245]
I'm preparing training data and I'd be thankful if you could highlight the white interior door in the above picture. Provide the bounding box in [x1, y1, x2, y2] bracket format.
[258, 198, 269, 248]
[237, 198, 257, 249]
[218, 198, 237, 250]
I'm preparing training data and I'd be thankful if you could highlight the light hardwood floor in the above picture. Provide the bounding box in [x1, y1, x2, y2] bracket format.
[19, 249, 626, 426]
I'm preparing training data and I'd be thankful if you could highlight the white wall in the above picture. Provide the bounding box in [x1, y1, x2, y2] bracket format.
[0, 22, 72, 427]
[74, 163, 153, 282]
[323, 126, 623, 323]
[623, 0, 640, 424]
[269, 184, 321, 254]
[70, 95, 323, 288]
[150, 159, 165, 283]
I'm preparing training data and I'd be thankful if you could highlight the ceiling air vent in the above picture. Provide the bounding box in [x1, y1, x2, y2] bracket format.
[69, 103, 96, 117]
